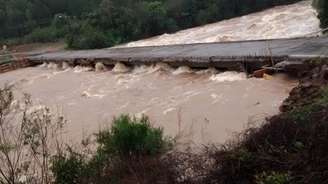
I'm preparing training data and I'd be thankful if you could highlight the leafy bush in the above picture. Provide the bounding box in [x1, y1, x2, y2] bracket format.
[97, 114, 171, 157]
[66, 23, 111, 49]
[52, 149, 86, 184]
[24, 27, 59, 43]
[51, 114, 174, 184]
[255, 172, 291, 184]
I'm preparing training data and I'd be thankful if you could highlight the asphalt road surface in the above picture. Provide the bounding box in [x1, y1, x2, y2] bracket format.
[29, 36, 328, 66]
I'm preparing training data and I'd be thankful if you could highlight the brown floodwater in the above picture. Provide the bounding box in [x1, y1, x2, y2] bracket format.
[0, 63, 297, 145]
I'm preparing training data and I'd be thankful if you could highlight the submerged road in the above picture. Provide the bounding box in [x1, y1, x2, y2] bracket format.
[28, 36, 328, 70]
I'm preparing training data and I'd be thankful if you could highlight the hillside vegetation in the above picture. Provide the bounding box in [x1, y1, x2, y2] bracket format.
[313, 0, 328, 29]
[0, 0, 303, 49]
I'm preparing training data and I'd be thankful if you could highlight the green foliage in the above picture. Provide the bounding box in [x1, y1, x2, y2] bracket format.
[313, 0, 328, 29]
[51, 114, 172, 184]
[289, 86, 328, 124]
[52, 149, 85, 184]
[0, 0, 303, 47]
[97, 114, 171, 157]
[66, 24, 110, 49]
[23, 27, 59, 43]
[255, 172, 291, 184]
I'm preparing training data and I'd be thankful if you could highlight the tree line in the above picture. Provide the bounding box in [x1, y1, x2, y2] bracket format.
[314, 0, 328, 29]
[1, 0, 322, 49]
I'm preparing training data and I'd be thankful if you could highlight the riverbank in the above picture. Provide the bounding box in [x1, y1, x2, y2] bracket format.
[0, 62, 327, 183]
[46, 64, 328, 183]
[201, 64, 328, 183]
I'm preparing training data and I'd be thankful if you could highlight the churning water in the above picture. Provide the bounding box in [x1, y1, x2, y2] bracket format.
[120, 1, 319, 48]
[0, 64, 297, 145]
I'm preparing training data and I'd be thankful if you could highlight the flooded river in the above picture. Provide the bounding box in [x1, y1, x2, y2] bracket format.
[122, 1, 319, 48]
[0, 64, 297, 145]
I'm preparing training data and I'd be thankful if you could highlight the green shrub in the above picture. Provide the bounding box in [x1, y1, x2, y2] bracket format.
[52, 149, 86, 184]
[289, 86, 328, 124]
[24, 26, 59, 43]
[255, 172, 291, 184]
[313, 0, 328, 29]
[51, 114, 173, 184]
[96, 114, 172, 157]
[66, 24, 111, 49]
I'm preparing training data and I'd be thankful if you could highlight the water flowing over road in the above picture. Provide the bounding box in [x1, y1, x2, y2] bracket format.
[121, 1, 320, 47]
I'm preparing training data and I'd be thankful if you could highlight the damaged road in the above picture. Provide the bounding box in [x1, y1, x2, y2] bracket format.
[24, 36, 328, 72]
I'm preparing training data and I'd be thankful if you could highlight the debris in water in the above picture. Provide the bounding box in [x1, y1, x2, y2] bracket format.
[263, 73, 273, 80]
[253, 68, 270, 78]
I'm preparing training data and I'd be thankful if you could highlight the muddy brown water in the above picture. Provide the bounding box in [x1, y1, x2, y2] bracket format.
[0, 64, 297, 145]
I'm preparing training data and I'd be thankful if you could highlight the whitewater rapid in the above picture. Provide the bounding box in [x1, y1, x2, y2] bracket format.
[120, 1, 319, 48]
[0, 64, 297, 145]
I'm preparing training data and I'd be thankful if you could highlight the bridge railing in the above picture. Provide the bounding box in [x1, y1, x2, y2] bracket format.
[0, 50, 34, 73]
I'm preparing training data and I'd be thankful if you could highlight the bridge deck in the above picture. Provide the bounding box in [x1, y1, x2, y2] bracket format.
[28, 36, 328, 71]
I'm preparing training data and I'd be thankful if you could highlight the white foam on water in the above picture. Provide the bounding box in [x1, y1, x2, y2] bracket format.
[112, 62, 131, 73]
[119, 1, 319, 47]
[196, 67, 219, 75]
[73, 66, 93, 73]
[152, 62, 173, 73]
[173, 66, 194, 75]
[38, 63, 48, 68]
[81, 91, 105, 99]
[163, 107, 177, 115]
[0, 62, 297, 145]
[53, 68, 72, 75]
[95, 62, 108, 72]
[47, 63, 59, 70]
[134, 63, 173, 74]
[210, 72, 247, 82]
[132, 65, 150, 74]
[62, 62, 70, 70]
